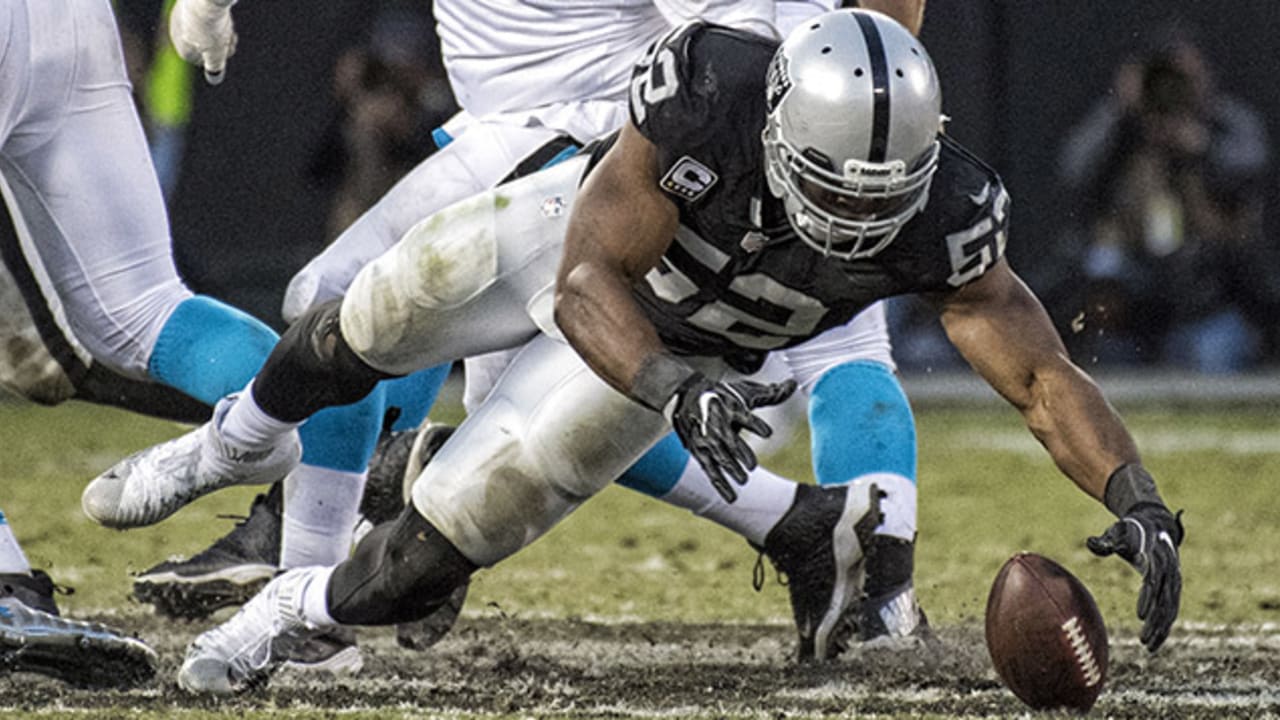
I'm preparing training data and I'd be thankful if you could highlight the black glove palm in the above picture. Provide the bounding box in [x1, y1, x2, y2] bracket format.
[666, 376, 796, 503]
[1087, 503, 1184, 652]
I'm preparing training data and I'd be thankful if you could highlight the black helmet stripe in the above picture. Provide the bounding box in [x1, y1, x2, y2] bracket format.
[853, 11, 890, 163]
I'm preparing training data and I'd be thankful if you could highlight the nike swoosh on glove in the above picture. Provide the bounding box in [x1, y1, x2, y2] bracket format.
[1087, 503, 1184, 652]
[665, 376, 796, 503]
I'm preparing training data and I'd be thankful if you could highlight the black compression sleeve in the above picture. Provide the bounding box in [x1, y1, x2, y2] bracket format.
[251, 299, 395, 422]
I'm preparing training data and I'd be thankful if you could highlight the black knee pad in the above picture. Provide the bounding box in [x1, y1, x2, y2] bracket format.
[326, 505, 478, 626]
[252, 299, 394, 422]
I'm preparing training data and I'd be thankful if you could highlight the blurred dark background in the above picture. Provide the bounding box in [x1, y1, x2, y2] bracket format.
[116, 1, 1280, 374]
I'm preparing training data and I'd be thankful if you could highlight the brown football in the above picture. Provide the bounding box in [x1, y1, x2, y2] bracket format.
[985, 552, 1108, 712]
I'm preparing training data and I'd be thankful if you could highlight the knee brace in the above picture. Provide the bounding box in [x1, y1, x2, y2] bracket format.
[326, 505, 478, 626]
[252, 299, 394, 423]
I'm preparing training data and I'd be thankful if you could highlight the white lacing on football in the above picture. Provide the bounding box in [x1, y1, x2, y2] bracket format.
[1061, 616, 1102, 687]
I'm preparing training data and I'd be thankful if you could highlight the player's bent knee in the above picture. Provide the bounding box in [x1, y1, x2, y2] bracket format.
[326, 505, 478, 626]
[338, 197, 502, 373]
[399, 201, 500, 309]
[412, 406, 587, 567]
[253, 299, 393, 422]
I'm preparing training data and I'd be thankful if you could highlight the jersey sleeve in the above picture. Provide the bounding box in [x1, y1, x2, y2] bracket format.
[628, 22, 713, 147]
[941, 177, 1011, 288]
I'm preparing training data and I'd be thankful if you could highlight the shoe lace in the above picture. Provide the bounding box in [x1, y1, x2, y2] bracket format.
[750, 551, 787, 593]
[214, 512, 252, 526]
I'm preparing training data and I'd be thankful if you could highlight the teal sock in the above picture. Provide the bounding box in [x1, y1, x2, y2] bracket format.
[147, 295, 278, 405]
[809, 360, 917, 486]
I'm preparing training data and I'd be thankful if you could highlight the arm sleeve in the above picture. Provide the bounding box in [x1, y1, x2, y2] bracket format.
[628, 23, 709, 143]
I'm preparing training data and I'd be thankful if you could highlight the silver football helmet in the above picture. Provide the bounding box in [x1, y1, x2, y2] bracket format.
[763, 9, 943, 259]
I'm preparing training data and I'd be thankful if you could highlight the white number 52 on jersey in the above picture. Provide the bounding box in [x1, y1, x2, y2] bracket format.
[630, 24, 691, 124]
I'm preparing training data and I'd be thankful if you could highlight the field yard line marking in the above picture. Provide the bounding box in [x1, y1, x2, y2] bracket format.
[952, 429, 1280, 456]
[1181, 620, 1280, 633]
[777, 683, 1280, 712]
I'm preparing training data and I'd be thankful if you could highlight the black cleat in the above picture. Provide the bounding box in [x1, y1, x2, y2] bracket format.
[757, 482, 881, 661]
[0, 571, 157, 688]
[361, 429, 418, 526]
[362, 423, 457, 527]
[133, 483, 281, 620]
[400, 424, 456, 503]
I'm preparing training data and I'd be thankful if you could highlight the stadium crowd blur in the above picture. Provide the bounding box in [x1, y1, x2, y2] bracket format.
[115, 2, 1280, 374]
[1055, 29, 1276, 373]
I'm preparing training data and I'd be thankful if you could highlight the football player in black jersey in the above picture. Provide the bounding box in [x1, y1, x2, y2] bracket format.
[105, 9, 1179, 693]
[558, 10, 1182, 653]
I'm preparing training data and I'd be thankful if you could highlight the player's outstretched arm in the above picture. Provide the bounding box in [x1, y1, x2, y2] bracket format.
[554, 124, 795, 502]
[169, 0, 239, 85]
[936, 259, 1183, 652]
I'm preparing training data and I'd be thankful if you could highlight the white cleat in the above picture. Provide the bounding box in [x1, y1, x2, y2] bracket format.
[82, 395, 301, 529]
[178, 567, 327, 695]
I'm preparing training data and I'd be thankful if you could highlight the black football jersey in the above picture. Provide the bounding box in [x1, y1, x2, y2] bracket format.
[594, 22, 1010, 372]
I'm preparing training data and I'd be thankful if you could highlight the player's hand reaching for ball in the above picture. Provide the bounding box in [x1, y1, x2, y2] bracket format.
[1088, 501, 1184, 653]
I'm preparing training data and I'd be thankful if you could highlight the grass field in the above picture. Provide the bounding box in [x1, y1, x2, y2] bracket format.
[2, 396, 1279, 718]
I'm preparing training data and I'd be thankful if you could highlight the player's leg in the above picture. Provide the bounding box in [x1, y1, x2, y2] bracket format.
[178, 334, 677, 693]
[0, 1, 280, 405]
[780, 302, 928, 643]
[136, 120, 578, 619]
[0, 219, 211, 422]
[608, 304, 920, 658]
[270, 118, 571, 573]
[614, 402, 882, 661]
[1, 0, 301, 521]
[86, 154, 589, 527]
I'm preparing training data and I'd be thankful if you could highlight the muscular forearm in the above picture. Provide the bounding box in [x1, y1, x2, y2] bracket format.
[1015, 362, 1140, 501]
[555, 262, 673, 402]
[942, 264, 1140, 502]
[555, 123, 682, 405]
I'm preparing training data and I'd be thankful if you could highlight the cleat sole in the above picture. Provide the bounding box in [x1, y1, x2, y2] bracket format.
[133, 574, 273, 621]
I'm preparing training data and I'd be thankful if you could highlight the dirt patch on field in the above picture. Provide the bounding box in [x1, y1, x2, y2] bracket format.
[2, 613, 1277, 718]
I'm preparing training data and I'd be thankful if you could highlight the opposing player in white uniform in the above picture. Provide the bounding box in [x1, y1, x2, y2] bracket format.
[0, 0, 450, 680]
[0, 0, 301, 687]
[97, 0, 928, 661]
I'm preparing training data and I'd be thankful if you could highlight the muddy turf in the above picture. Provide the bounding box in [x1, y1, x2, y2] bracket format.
[5, 402, 1280, 718]
[2, 614, 1276, 718]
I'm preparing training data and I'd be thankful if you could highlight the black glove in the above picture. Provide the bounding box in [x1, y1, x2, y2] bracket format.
[1087, 503, 1184, 652]
[666, 375, 796, 503]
